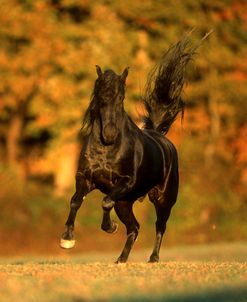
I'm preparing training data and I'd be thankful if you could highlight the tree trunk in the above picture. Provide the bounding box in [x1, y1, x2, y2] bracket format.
[6, 113, 26, 180]
[54, 143, 80, 195]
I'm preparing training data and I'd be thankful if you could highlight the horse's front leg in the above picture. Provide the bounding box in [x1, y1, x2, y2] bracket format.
[101, 178, 133, 234]
[101, 197, 118, 233]
[60, 172, 90, 249]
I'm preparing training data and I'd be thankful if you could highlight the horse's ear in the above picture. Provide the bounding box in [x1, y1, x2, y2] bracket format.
[120, 67, 129, 83]
[96, 65, 103, 77]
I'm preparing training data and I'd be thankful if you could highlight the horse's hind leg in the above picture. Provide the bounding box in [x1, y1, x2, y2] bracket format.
[60, 172, 89, 249]
[148, 202, 172, 263]
[148, 174, 178, 262]
[114, 201, 139, 263]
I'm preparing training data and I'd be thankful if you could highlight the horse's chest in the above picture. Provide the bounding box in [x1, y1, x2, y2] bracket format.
[83, 143, 134, 193]
[84, 153, 120, 190]
[89, 166, 123, 194]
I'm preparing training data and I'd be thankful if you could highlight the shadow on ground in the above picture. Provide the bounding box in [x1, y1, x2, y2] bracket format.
[73, 286, 247, 302]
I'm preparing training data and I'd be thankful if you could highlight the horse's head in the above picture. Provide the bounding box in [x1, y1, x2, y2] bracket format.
[92, 65, 129, 145]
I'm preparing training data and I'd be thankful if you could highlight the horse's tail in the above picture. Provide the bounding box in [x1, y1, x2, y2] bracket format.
[143, 33, 209, 134]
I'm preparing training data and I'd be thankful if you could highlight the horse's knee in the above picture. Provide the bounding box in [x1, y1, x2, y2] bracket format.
[71, 195, 85, 209]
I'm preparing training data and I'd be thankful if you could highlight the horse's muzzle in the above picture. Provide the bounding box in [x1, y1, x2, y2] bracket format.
[102, 123, 118, 145]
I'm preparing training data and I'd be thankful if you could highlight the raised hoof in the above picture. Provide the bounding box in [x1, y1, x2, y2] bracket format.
[60, 239, 75, 249]
[102, 221, 118, 234]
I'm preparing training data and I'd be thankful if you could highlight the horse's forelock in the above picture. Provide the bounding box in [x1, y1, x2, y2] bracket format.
[96, 69, 124, 97]
[82, 69, 124, 132]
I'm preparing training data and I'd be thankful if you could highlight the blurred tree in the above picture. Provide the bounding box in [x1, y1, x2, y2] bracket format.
[0, 1, 66, 180]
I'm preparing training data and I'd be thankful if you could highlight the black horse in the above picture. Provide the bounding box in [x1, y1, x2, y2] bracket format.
[60, 36, 197, 263]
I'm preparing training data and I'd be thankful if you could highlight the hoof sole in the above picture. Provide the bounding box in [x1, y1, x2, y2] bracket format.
[60, 239, 75, 249]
